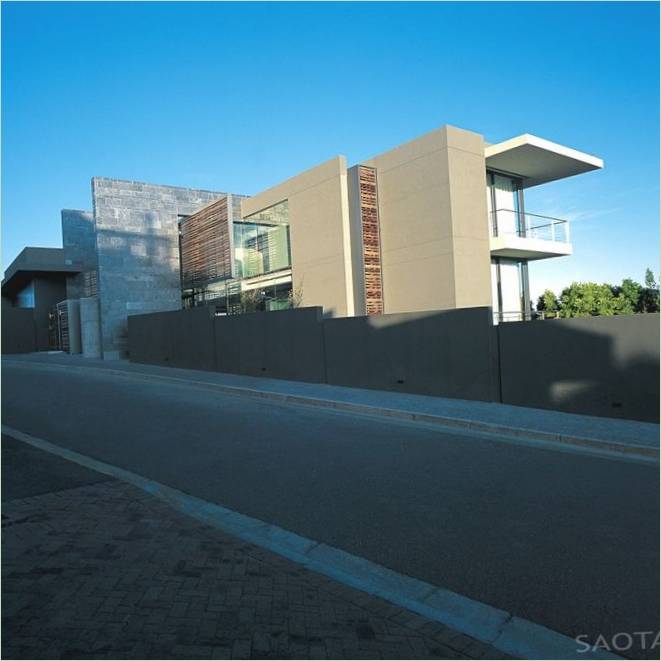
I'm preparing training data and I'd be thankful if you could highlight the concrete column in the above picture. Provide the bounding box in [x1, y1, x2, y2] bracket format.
[67, 299, 81, 354]
[80, 297, 102, 359]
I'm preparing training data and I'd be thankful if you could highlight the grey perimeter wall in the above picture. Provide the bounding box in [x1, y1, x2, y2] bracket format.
[324, 308, 499, 401]
[128, 306, 659, 422]
[2, 307, 37, 354]
[91, 178, 230, 360]
[498, 313, 660, 423]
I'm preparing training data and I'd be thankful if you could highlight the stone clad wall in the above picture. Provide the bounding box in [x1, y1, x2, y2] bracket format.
[61, 209, 97, 300]
[91, 178, 229, 359]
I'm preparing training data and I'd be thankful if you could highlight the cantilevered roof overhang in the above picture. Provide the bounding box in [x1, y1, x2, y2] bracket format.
[485, 134, 603, 188]
[2, 247, 82, 297]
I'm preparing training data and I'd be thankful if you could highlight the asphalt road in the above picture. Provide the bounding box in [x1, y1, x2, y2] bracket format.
[2, 358, 658, 656]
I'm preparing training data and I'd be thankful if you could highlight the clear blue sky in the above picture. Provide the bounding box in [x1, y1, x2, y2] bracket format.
[2, 1, 659, 299]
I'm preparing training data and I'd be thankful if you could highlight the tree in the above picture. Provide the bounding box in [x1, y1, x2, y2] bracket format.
[613, 278, 642, 315]
[645, 268, 656, 289]
[287, 284, 304, 309]
[540, 270, 659, 319]
[559, 282, 616, 318]
[640, 268, 660, 313]
[239, 289, 262, 313]
[536, 289, 559, 313]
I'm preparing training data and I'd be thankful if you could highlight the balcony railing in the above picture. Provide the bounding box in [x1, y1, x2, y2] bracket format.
[490, 209, 570, 243]
[492, 310, 534, 324]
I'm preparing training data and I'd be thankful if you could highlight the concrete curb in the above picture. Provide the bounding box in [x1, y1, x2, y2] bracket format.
[4, 358, 658, 462]
[2, 425, 622, 660]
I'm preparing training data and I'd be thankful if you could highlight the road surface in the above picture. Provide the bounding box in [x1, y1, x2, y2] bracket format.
[2, 357, 658, 657]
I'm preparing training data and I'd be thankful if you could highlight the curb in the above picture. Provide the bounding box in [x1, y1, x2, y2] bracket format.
[4, 358, 658, 462]
[2, 425, 622, 660]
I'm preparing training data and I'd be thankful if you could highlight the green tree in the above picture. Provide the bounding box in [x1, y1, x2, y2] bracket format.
[645, 268, 656, 289]
[612, 278, 642, 315]
[640, 268, 660, 313]
[559, 282, 617, 318]
[536, 289, 559, 313]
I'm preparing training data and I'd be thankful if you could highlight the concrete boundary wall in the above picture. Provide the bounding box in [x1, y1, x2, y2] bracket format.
[498, 313, 660, 423]
[2, 308, 37, 354]
[214, 307, 327, 383]
[127, 306, 660, 422]
[323, 307, 499, 402]
[128, 306, 215, 371]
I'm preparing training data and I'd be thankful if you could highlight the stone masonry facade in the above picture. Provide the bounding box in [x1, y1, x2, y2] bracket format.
[91, 178, 236, 359]
[61, 209, 97, 300]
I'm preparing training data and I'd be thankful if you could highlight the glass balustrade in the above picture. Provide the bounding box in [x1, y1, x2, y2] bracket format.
[490, 209, 569, 243]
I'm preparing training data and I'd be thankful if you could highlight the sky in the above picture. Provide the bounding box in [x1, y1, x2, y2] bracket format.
[2, 1, 659, 300]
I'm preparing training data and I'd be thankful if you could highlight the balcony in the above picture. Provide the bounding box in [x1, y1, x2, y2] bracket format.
[489, 209, 572, 260]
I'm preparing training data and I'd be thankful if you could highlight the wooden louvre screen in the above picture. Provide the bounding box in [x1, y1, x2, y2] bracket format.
[180, 197, 232, 289]
[358, 166, 384, 315]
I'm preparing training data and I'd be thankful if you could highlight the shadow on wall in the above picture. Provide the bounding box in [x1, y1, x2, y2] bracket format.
[96, 226, 182, 357]
[127, 304, 660, 422]
[127, 306, 500, 401]
[322, 307, 500, 402]
[497, 313, 660, 423]
[97, 226, 179, 266]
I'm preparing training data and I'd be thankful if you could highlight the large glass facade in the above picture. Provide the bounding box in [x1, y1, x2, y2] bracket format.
[185, 273, 293, 315]
[491, 257, 530, 323]
[181, 199, 293, 313]
[486, 171, 523, 237]
[233, 200, 291, 279]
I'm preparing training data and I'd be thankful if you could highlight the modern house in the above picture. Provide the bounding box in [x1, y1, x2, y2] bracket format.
[2, 124, 602, 359]
[181, 125, 602, 324]
[1, 247, 83, 351]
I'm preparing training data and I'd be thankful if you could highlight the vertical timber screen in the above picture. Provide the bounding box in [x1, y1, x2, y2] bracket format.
[357, 166, 384, 315]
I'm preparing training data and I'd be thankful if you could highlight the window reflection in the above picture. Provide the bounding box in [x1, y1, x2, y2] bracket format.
[234, 200, 291, 278]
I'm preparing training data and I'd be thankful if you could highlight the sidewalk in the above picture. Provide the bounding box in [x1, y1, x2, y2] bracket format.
[5, 352, 659, 460]
[2, 435, 504, 660]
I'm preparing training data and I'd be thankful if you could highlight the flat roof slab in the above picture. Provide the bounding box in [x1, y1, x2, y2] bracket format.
[485, 134, 603, 188]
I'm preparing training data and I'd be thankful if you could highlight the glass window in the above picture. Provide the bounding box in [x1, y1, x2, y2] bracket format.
[487, 173, 523, 237]
[16, 281, 35, 308]
[493, 258, 530, 322]
[234, 200, 291, 279]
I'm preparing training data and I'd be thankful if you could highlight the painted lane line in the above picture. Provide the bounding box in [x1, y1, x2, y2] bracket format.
[2, 424, 620, 660]
[3, 358, 658, 463]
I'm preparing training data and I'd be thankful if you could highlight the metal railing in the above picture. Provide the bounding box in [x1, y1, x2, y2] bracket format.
[492, 310, 534, 324]
[493, 310, 567, 324]
[490, 209, 570, 243]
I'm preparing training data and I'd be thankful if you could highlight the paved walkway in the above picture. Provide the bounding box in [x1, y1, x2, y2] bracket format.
[5, 352, 659, 456]
[2, 436, 505, 660]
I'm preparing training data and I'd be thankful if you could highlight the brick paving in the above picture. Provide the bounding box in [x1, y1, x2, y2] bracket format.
[2, 457, 507, 659]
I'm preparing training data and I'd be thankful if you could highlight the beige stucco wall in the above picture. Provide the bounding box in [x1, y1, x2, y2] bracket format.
[241, 157, 354, 317]
[362, 125, 491, 313]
